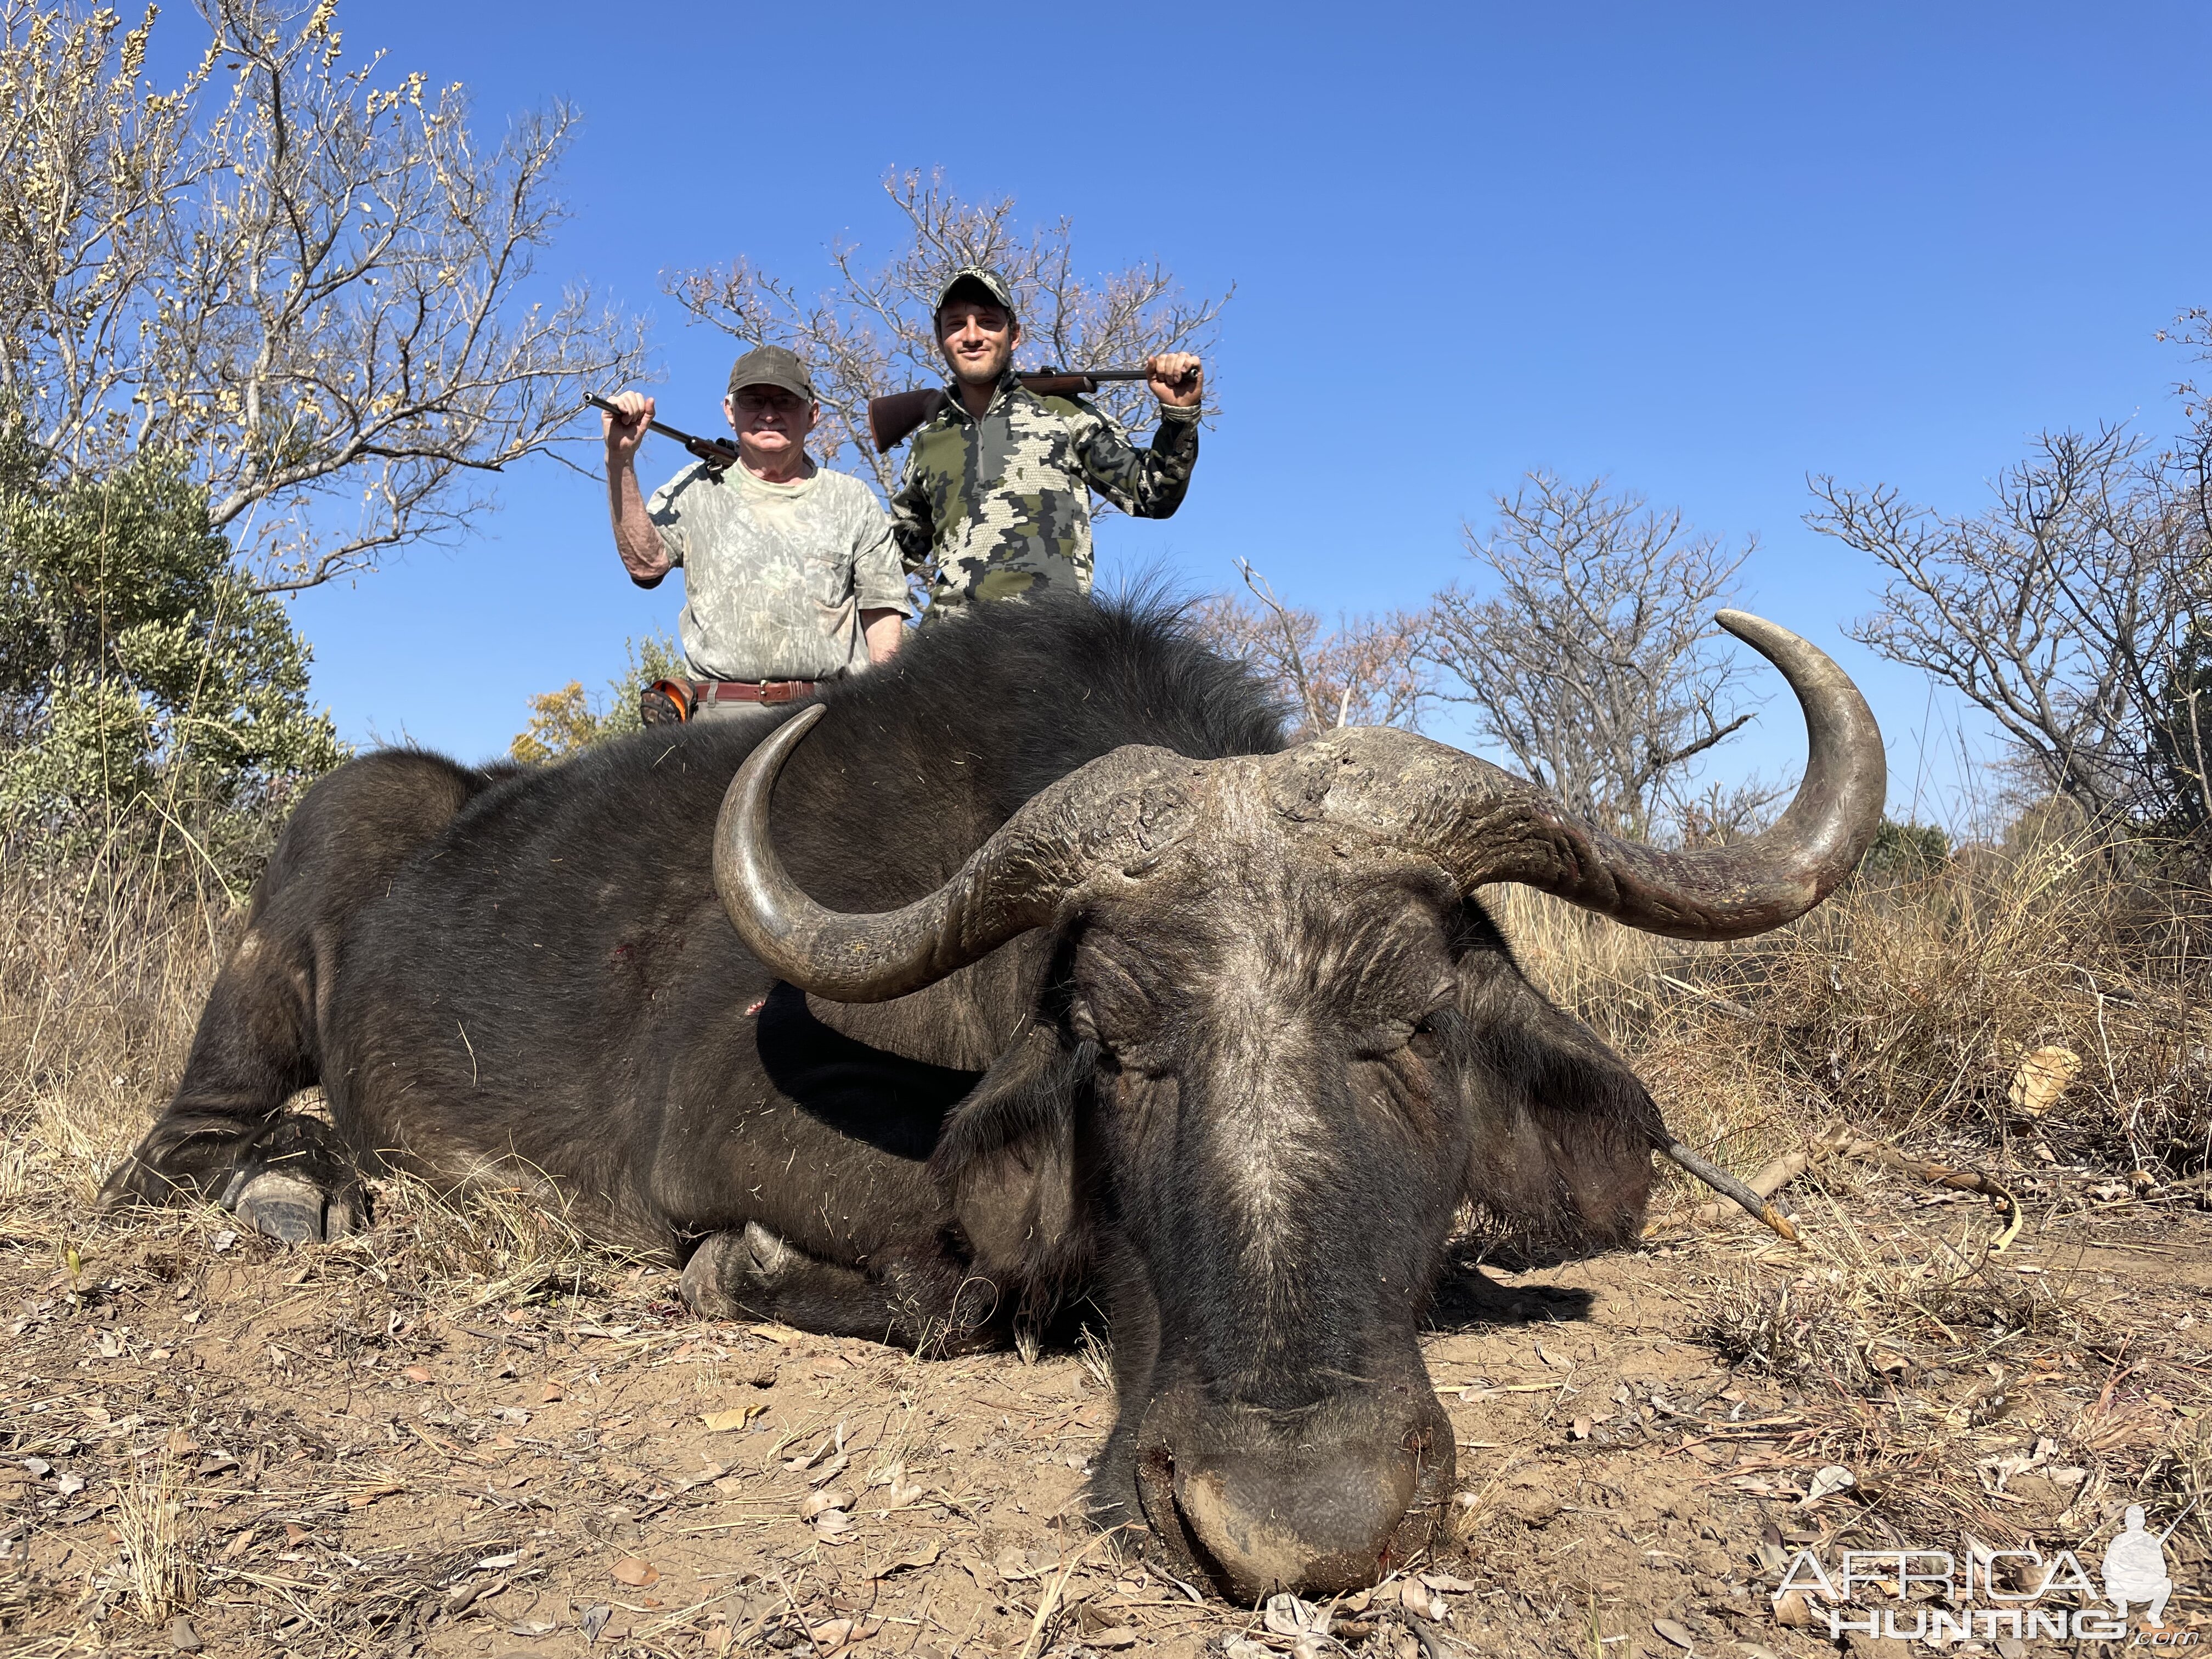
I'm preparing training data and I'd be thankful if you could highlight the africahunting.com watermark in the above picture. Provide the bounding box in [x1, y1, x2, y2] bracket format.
[1774, 1505, 2193, 1646]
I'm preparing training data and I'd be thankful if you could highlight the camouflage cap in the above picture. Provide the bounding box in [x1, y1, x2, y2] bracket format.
[935, 266, 1017, 318]
[727, 344, 815, 401]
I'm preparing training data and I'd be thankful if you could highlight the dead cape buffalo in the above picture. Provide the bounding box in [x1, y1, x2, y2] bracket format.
[106, 594, 1883, 1601]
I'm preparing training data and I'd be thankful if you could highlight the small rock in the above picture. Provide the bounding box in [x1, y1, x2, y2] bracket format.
[167, 1615, 204, 1651]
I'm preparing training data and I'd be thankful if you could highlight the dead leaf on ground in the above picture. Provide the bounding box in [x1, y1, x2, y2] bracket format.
[698, 1403, 769, 1432]
[2008, 1046, 2080, 1117]
[784, 1425, 847, 1471]
[872, 1539, 941, 1577]
[1653, 1616, 1696, 1649]
[1797, 1465, 1855, 1508]
[610, 1556, 659, 1587]
[1396, 1579, 1446, 1620]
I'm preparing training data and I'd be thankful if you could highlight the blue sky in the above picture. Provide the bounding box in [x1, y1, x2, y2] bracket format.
[269, 3, 2208, 828]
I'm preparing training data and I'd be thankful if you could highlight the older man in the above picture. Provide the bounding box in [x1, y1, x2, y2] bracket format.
[888, 267, 1203, 615]
[602, 345, 907, 722]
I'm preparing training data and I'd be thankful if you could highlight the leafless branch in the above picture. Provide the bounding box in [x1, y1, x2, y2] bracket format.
[1, 0, 649, 592]
[1185, 561, 1426, 741]
[1413, 471, 1760, 837]
[1810, 415, 2212, 830]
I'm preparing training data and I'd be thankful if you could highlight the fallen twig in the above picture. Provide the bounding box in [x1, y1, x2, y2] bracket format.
[1644, 1124, 2022, 1250]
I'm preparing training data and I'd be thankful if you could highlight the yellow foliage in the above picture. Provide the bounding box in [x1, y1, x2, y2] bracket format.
[510, 681, 605, 765]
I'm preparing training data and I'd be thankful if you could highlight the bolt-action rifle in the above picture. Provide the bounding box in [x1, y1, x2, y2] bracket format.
[866, 366, 1195, 454]
[585, 394, 741, 475]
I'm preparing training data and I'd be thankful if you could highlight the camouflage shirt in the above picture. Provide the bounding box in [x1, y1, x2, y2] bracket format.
[888, 371, 1200, 612]
[647, 459, 910, 682]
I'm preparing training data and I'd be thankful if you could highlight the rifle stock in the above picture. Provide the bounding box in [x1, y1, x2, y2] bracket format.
[866, 369, 1157, 453]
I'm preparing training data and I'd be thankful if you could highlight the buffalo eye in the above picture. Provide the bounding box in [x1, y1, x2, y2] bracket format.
[1407, 1018, 1444, 1064]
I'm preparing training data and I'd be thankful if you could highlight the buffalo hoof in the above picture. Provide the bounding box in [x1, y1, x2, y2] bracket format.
[680, 1223, 796, 1321]
[222, 1170, 358, 1245]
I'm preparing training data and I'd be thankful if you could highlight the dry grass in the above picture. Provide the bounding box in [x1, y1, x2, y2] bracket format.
[372, 1166, 637, 1308]
[1699, 1222, 2109, 1398]
[1487, 825, 2212, 1195]
[108, 1453, 195, 1626]
[0, 867, 230, 1228]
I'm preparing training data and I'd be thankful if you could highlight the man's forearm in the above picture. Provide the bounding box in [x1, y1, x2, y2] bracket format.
[862, 609, 905, 664]
[607, 458, 671, 585]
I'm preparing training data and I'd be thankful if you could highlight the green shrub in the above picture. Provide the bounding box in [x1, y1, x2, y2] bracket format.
[0, 416, 345, 890]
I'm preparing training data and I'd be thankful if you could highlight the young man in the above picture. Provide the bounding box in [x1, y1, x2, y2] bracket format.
[601, 345, 907, 722]
[888, 267, 1204, 615]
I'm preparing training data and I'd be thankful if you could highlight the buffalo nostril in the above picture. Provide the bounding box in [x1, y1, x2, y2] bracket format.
[1171, 1446, 1418, 1602]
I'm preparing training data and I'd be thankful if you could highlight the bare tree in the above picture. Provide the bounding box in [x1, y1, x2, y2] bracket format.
[1810, 420, 2210, 828]
[664, 169, 1229, 503]
[2, 0, 647, 592]
[1415, 472, 1764, 837]
[1187, 562, 1425, 740]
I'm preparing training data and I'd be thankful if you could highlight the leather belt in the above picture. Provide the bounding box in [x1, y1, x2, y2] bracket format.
[694, 679, 817, 704]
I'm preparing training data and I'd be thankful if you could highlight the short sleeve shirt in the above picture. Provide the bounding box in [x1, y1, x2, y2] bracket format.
[646, 461, 910, 681]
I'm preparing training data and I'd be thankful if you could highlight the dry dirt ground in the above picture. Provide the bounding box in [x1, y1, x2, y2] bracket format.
[4, 1154, 2208, 1659]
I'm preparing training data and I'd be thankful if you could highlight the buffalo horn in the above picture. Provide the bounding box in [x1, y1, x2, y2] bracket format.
[1359, 611, 1885, 940]
[711, 706, 1200, 1002]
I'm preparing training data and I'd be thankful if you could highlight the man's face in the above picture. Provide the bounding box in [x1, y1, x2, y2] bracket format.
[938, 298, 1019, 386]
[724, 384, 819, 456]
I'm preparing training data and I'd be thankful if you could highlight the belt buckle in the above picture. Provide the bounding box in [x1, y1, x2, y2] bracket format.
[760, 681, 792, 704]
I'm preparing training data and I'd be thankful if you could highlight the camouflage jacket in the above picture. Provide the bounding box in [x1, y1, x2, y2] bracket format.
[888, 371, 1200, 611]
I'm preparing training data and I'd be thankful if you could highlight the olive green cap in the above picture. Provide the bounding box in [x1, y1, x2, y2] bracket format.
[935, 267, 1017, 318]
[727, 344, 815, 400]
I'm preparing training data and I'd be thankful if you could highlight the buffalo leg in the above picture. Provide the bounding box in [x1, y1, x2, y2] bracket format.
[101, 923, 364, 1244]
[680, 1224, 994, 1352]
[104, 752, 500, 1243]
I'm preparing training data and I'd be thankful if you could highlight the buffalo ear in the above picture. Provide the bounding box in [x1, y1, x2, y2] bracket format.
[930, 1024, 1090, 1296]
[1450, 947, 1663, 1250]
